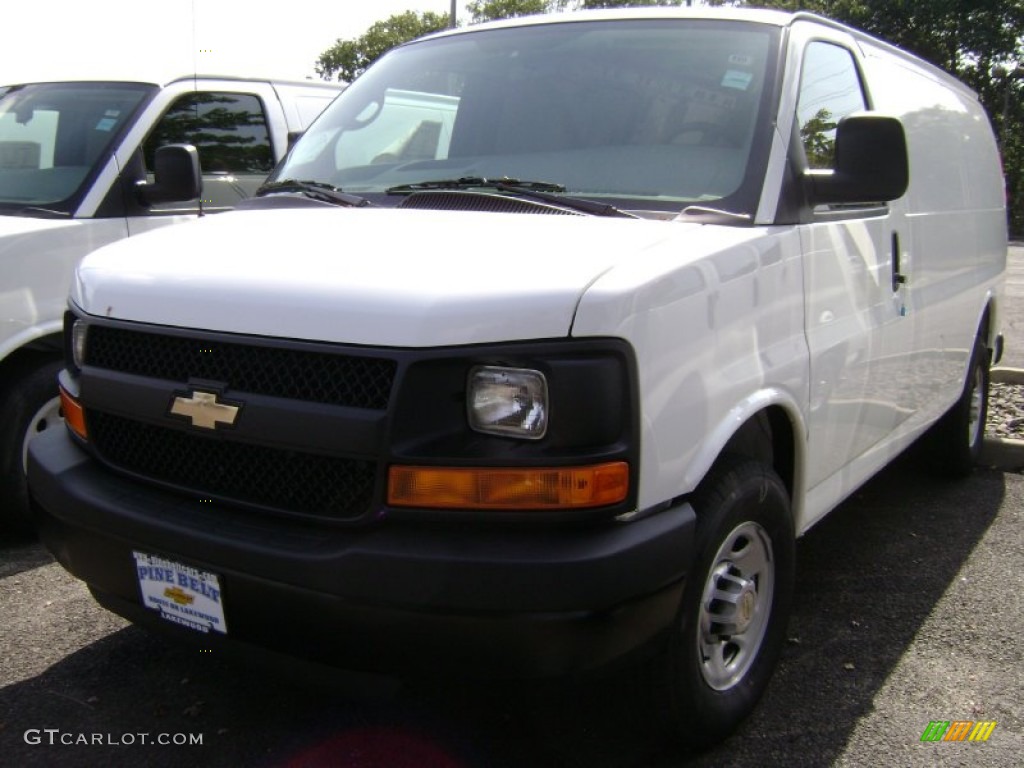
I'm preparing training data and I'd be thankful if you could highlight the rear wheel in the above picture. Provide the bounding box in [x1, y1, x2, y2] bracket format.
[653, 458, 794, 750]
[0, 358, 63, 531]
[926, 335, 989, 477]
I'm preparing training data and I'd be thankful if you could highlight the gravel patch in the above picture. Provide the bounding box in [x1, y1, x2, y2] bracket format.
[987, 381, 1024, 440]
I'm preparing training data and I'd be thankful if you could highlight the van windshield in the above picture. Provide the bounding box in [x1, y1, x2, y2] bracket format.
[0, 82, 152, 215]
[275, 19, 779, 215]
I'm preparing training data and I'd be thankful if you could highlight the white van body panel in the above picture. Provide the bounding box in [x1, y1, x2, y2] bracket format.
[0, 216, 127, 358]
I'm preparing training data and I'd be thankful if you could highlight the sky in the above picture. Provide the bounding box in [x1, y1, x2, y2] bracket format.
[2, 1, 473, 84]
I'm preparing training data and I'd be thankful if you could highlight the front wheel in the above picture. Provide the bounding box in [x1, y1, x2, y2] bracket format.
[0, 358, 64, 531]
[654, 458, 794, 750]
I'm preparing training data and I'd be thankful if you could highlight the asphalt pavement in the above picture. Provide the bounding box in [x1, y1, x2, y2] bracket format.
[1, 245, 1022, 767]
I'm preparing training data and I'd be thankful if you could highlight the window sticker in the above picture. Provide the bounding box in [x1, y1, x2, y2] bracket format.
[721, 69, 754, 91]
[95, 117, 117, 131]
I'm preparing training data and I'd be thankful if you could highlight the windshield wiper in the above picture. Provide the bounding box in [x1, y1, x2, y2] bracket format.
[386, 176, 634, 218]
[257, 179, 372, 207]
[8, 206, 71, 218]
[386, 176, 566, 194]
[679, 205, 753, 226]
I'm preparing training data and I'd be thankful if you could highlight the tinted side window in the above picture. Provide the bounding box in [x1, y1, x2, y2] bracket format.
[796, 42, 867, 169]
[143, 91, 273, 211]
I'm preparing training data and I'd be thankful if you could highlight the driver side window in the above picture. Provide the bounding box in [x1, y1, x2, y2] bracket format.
[142, 91, 273, 212]
[796, 42, 868, 169]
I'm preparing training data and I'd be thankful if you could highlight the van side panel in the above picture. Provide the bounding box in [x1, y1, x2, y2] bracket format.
[0, 218, 128, 361]
[859, 45, 1006, 426]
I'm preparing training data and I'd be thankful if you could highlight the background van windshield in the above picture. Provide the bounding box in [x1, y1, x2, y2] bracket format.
[0, 82, 151, 213]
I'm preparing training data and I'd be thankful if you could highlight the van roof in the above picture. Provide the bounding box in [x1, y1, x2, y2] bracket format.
[418, 7, 796, 41]
[2, 74, 343, 90]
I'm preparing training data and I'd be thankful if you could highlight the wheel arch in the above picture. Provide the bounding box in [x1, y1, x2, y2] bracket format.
[977, 299, 995, 362]
[0, 331, 64, 396]
[683, 391, 806, 534]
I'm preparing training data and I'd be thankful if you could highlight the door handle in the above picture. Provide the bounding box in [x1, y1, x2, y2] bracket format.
[891, 232, 907, 292]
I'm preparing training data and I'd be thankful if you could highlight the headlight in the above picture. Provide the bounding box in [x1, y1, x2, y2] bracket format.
[71, 320, 88, 369]
[467, 366, 548, 439]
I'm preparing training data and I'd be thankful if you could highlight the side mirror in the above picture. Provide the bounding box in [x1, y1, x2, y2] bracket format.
[136, 144, 201, 205]
[804, 114, 908, 205]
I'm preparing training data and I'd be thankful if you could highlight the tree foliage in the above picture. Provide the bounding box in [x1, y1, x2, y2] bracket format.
[315, 11, 450, 83]
[467, 0, 690, 22]
[572, 0, 692, 7]
[467, 0, 548, 23]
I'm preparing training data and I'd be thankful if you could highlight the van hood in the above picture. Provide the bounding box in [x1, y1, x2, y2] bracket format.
[0, 212, 78, 239]
[74, 207, 704, 347]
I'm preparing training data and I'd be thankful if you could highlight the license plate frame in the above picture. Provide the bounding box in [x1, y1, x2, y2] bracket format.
[133, 551, 228, 635]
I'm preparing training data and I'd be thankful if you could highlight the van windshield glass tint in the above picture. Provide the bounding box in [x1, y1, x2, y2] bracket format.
[276, 19, 778, 214]
[0, 82, 152, 213]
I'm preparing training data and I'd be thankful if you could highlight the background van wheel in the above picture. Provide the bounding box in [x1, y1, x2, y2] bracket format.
[653, 458, 794, 751]
[0, 358, 64, 531]
[925, 335, 989, 477]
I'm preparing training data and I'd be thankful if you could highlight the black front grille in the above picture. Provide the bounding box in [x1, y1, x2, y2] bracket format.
[85, 325, 396, 410]
[88, 411, 376, 522]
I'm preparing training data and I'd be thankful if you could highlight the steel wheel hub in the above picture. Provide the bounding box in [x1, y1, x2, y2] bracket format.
[697, 521, 775, 691]
[967, 365, 984, 446]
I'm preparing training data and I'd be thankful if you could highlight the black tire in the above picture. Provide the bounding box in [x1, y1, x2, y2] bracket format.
[0, 357, 64, 531]
[653, 458, 795, 750]
[926, 335, 989, 477]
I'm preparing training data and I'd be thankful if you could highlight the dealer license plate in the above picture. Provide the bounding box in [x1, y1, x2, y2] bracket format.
[133, 551, 228, 635]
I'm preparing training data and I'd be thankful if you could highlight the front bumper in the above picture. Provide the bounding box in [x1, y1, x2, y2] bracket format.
[29, 428, 694, 677]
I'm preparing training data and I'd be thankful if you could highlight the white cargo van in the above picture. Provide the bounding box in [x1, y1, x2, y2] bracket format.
[0, 74, 342, 525]
[28, 10, 1006, 748]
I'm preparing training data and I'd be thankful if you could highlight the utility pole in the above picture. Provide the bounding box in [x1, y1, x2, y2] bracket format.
[998, 66, 1022, 150]
[450, 0, 457, 28]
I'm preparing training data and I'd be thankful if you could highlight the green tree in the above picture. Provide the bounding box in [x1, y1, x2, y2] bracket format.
[315, 11, 450, 83]
[467, 0, 690, 23]
[800, 108, 838, 168]
[571, 0, 692, 7]
[467, 0, 547, 23]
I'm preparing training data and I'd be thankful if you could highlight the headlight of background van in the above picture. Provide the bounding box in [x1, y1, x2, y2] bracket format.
[71, 319, 88, 370]
[468, 366, 548, 439]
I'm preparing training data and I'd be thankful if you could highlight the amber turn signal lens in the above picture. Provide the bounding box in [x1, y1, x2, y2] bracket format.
[59, 386, 87, 440]
[387, 462, 629, 510]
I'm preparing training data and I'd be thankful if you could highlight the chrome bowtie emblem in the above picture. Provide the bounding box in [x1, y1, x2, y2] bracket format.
[170, 390, 240, 430]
